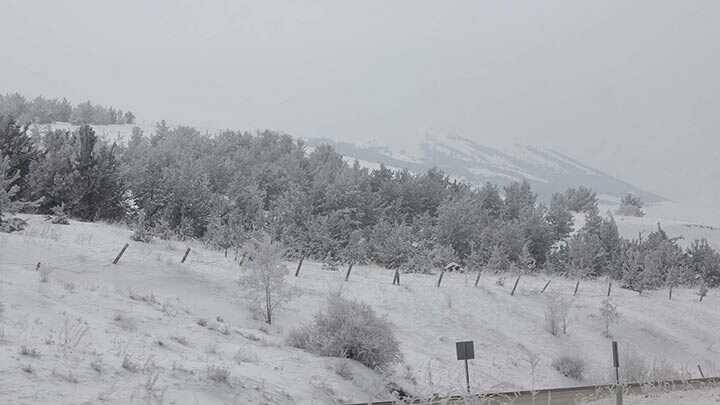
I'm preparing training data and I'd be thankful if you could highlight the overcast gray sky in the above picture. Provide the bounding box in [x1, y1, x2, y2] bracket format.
[1, 0, 718, 209]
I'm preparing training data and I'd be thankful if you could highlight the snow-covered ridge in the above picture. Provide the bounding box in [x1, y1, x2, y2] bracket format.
[309, 135, 664, 203]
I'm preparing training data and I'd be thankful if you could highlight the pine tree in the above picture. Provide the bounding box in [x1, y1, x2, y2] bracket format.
[616, 193, 645, 217]
[0, 155, 20, 223]
[546, 193, 573, 241]
[486, 245, 510, 273]
[0, 116, 38, 198]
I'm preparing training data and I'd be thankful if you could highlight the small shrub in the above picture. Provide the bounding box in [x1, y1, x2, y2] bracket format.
[288, 294, 401, 370]
[59, 316, 90, 352]
[171, 335, 190, 347]
[113, 313, 137, 332]
[552, 355, 585, 380]
[207, 364, 230, 383]
[122, 354, 141, 373]
[130, 212, 153, 243]
[334, 360, 353, 380]
[90, 359, 103, 374]
[46, 204, 70, 225]
[615, 350, 688, 383]
[20, 345, 40, 358]
[599, 299, 620, 337]
[233, 347, 259, 364]
[52, 368, 79, 383]
[207, 320, 230, 336]
[545, 294, 571, 336]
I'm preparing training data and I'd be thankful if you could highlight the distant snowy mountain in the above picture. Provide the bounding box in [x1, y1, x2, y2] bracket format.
[308, 135, 664, 203]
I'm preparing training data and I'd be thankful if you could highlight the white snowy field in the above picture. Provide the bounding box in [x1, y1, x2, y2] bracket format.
[585, 385, 720, 405]
[575, 201, 720, 251]
[1, 215, 720, 404]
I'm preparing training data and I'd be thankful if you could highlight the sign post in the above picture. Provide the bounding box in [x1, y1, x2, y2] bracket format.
[612, 341, 623, 405]
[456, 341, 474, 394]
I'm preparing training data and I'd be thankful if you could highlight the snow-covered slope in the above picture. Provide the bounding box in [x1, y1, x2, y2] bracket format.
[2, 216, 720, 404]
[309, 135, 664, 203]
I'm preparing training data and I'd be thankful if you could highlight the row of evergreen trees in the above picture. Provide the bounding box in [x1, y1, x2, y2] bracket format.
[0, 93, 135, 125]
[1, 114, 719, 290]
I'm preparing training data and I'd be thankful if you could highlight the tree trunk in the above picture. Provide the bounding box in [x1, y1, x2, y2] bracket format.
[295, 256, 305, 277]
[474, 270, 482, 287]
[344, 262, 354, 281]
[239, 253, 246, 266]
[607, 281, 612, 297]
[573, 280, 580, 296]
[668, 286, 673, 300]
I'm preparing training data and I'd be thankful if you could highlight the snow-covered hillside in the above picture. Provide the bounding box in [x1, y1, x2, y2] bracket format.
[2, 216, 720, 404]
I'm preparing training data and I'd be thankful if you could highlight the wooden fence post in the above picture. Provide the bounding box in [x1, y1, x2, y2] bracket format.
[295, 256, 305, 277]
[181, 247, 191, 263]
[113, 243, 129, 264]
[510, 275, 521, 296]
[436, 269, 445, 288]
[573, 280, 580, 296]
[613, 341, 623, 405]
[541, 280, 551, 294]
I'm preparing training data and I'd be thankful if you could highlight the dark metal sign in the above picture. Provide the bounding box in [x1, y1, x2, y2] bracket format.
[456, 340, 475, 361]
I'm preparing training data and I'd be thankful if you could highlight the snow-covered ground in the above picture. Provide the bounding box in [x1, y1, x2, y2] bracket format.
[585, 385, 720, 404]
[2, 216, 720, 404]
[599, 201, 720, 250]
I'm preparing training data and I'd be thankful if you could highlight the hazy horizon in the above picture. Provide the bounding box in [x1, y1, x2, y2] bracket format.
[1, 0, 718, 209]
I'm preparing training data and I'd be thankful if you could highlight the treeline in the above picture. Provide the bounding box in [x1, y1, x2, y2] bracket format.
[0, 93, 135, 125]
[1, 115, 719, 290]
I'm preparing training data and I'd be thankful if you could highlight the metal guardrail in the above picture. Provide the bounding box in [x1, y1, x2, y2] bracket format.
[348, 376, 720, 405]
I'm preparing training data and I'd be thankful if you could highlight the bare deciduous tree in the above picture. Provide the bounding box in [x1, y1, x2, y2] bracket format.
[238, 235, 289, 324]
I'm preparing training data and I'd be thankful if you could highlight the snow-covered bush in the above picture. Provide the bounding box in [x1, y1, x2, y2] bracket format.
[544, 294, 571, 336]
[288, 294, 401, 370]
[207, 364, 230, 383]
[238, 235, 289, 324]
[46, 204, 70, 225]
[617, 350, 688, 383]
[552, 354, 585, 380]
[599, 299, 620, 337]
[130, 211, 152, 242]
